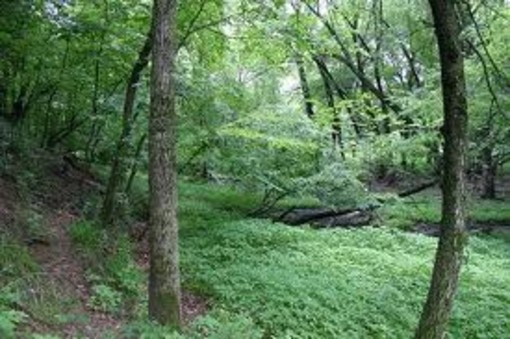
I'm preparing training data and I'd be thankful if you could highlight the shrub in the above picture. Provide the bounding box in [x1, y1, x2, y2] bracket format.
[104, 235, 144, 297]
[69, 220, 104, 253]
[0, 238, 38, 282]
[72, 226, 144, 316]
[88, 284, 122, 314]
[123, 320, 182, 339]
[0, 309, 26, 338]
[293, 163, 368, 207]
[190, 309, 263, 339]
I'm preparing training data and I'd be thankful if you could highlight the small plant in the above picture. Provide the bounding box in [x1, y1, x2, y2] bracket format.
[78, 232, 143, 317]
[123, 320, 182, 339]
[104, 235, 143, 296]
[31, 334, 61, 339]
[0, 235, 36, 337]
[190, 309, 263, 339]
[0, 238, 38, 282]
[377, 194, 441, 231]
[88, 284, 122, 313]
[9, 273, 80, 328]
[24, 208, 49, 244]
[0, 309, 26, 338]
[0, 283, 27, 337]
[69, 220, 104, 253]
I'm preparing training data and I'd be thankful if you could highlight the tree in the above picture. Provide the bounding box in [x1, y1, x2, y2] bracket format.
[101, 27, 153, 227]
[415, 0, 469, 338]
[148, 0, 182, 327]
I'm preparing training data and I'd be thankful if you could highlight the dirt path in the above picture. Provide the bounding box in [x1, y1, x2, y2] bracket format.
[8, 156, 208, 337]
[27, 211, 208, 337]
[28, 210, 123, 338]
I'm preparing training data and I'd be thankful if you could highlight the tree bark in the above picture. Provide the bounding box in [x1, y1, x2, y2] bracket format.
[148, 0, 182, 328]
[478, 101, 497, 201]
[312, 55, 362, 138]
[315, 55, 344, 156]
[398, 180, 438, 198]
[125, 133, 147, 196]
[85, 27, 106, 162]
[415, 1, 469, 338]
[295, 54, 314, 119]
[480, 146, 497, 199]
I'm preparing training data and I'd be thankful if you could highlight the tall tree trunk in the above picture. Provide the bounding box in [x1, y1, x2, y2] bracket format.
[41, 38, 70, 148]
[125, 133, 147, 195]
[315, 56, 344, 157]
[85, 41, 104, 162]
[0, 70, 6, 117]
[480, 146, 497, 199]
[295, 54, 314, 119]
[85, 0, 109, 162]
[479, 103, 497, 200]
[312, 55, 362, 138]
[415, 1, 469, 338]
[101, 28, 153, 226]
[148, 0, 182, 327]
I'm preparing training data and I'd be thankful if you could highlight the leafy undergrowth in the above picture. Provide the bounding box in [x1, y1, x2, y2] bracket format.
[379, 189, 510, 230]
[113, 182, 510, 338]
[3, 178, 510, 338]
[0, 238, 38, 337]
[174, 183, 510, 338]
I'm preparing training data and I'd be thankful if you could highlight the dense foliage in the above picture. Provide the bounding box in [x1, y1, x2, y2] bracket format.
[1, 0, 510, 337]
[2, 1, 510, 201]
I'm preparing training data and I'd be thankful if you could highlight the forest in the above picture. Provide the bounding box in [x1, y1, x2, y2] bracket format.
[0, 0, 509, 338]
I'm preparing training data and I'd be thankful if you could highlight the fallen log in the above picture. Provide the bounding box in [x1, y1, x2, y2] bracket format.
[269, 179, 437, 229]
[397, 179, 438, 198]
[276, 204, 379, 228]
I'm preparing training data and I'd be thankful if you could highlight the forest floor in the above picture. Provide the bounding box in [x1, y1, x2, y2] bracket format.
[0, 156, 208, 338]
[1, 157, 124, 337]
[389, 175, 510, 238]
[1, 155, 510, 338]
[26, 209, 122, 338]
